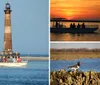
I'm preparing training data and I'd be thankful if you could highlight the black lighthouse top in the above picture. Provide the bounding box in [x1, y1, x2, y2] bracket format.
[4, 3, 12, 14]
[5, 3, 10, 9]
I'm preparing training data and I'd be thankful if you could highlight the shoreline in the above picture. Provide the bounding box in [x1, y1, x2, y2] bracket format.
[21, 56, 49, 61]
[51, 51, 100, 60]
[51, 57, 100, 60]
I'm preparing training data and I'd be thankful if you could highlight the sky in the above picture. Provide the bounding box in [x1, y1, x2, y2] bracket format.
[0, 0, 49, 55]
[51, 0, 100, 20]
[51, 43, 100, 49]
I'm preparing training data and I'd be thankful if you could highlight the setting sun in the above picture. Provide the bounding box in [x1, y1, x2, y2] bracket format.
[51, 0, 100, 20]
[65, 11, 75, 20]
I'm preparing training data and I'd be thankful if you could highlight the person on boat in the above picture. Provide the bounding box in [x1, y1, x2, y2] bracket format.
[7, 56, 11, 62]
[12, 57, 16, 63]
[1, 57, 3, 62]
[56, 22, 59, 28]
[2, 57, 5, 62]
[17, 56, 22, 62]
[73, 23, 76, 29]
[77, 23, 80, 28]
[82, 23, 85, 28]
[70, 23, 73, 28]
[2, 57, 7, 62]
[10, 57, 13, 62]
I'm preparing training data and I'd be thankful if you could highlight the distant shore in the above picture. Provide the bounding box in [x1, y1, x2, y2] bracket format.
[51, 50, 100, 60]
[21, 56, 49, 61]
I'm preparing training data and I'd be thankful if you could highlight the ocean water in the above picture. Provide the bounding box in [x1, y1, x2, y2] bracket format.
[20, 54, 48, 57]
[0, 60, 49, 85]
[51, 58, 100, 72]
[50, 22, 100, 41]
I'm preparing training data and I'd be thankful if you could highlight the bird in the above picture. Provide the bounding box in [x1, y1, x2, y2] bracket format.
[68, 62, 81, 71]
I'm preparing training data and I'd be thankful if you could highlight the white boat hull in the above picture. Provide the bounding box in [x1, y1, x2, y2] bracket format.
[0, 62, 27, 67]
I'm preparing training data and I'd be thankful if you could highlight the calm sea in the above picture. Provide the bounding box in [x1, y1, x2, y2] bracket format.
[51, 22, 100, 41]
[0, 60, 48, 85]
[51, 58, 100, 72]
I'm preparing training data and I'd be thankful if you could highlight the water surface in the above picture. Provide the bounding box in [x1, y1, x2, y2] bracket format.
[51, 58, 100, 72]
[0, 60, 48, 85]
[51, 22, 100, 41]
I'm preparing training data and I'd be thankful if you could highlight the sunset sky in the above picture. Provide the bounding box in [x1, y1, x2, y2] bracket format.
[51, 0, 100, 20]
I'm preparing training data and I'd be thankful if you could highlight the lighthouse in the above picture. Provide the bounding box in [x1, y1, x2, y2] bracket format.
[1, 3, 20, 58]
[4, 3, 12, 52]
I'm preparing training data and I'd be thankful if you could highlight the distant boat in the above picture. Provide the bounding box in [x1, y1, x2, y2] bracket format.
[50, 18, 98, 33]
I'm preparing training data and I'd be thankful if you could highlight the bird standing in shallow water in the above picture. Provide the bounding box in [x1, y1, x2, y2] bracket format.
[68, 62, 81, 71]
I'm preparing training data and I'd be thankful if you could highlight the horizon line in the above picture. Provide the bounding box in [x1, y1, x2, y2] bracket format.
[50, 18, 100, 22]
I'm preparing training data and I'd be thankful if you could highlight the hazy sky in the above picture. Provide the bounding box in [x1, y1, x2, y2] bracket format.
[51, 0, 100, 20]
[0, 0, 49, 55]
[51, 43, 100, 49]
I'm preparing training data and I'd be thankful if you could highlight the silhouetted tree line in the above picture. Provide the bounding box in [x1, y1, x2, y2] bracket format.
[51, 48, 100, 52]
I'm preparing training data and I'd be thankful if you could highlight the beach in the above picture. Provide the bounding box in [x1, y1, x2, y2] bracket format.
[21, 56, 49, 61]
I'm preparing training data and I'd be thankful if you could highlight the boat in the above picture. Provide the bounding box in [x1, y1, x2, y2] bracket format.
[0, 51, 28, 67]
[51, 27, 98, 33]
[50, 18, 98, 33]
[0, 61, 28, 67]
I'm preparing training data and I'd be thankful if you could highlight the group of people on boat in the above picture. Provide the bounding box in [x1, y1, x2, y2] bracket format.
[55, 22, 66, 28]
[70, 23, 85, 29]
[1, 57, 22, 62]
[0, 52, 22, 63]
[54, 22, 86, 29]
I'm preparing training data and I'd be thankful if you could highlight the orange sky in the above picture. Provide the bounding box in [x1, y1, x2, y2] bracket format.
[51, 0, 100, 20]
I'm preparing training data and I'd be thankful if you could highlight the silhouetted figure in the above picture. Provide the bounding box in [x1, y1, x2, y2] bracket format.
[77, 23, 80, 28]
[82, 23, 85, 28]
[59, 23, 62, 28]
[53, 22, 54, 27]
[73, 23, 76, 29]
[70, 23, 73, 28]
[56, 22, 61, 28]
[56, 22, 58, 28]
[59, 24, 63, 28]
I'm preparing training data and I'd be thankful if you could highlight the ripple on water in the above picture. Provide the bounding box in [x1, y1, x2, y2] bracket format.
[0, 61, 49, 85]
